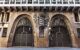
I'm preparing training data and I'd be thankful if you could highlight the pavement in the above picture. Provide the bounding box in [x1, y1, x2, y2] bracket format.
[0, 47, 80, 50]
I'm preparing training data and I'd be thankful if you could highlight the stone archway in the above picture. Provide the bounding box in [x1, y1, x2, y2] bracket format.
[7, 14, 34, 47]
[49, 14, 72, 47]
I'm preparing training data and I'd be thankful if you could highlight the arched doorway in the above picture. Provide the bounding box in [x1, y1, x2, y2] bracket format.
[49, 14, 72, 47]
[8, 15, 34, 47]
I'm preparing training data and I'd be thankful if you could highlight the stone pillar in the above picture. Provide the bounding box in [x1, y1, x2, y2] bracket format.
[35, 28, 48, 47]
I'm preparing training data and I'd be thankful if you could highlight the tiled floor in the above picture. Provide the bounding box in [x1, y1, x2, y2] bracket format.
[0, 48, 80, 50]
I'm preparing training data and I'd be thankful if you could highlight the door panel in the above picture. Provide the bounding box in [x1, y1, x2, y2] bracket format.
[49, 26, 72, 47]
[12, 26, 34, 46]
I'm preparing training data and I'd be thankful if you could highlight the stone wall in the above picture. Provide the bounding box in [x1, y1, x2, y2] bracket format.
[0, 12, 79, 48]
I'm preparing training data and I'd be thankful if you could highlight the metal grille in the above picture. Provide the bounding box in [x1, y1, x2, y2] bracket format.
[12, 18, 34, 47]
[49, 16, 72, 47]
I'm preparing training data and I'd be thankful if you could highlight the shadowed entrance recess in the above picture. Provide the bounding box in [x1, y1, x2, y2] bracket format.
[49, 14, 72, 47]
[12, 16, 34, 47]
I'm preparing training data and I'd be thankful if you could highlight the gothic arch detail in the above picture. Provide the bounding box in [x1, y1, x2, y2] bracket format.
[49, 14, 72, 47]
[7, 14, 34, 47]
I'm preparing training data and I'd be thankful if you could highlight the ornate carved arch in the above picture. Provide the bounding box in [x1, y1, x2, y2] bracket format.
[7, 14, 34, 47]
